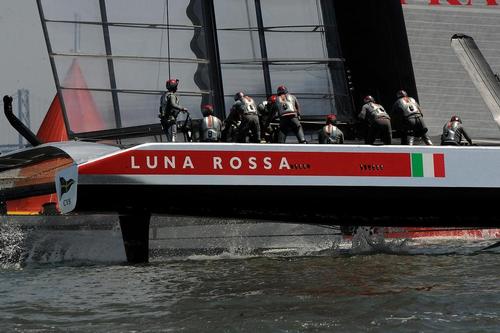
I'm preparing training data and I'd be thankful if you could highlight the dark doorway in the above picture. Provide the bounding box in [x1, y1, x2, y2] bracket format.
[334, 0, 418, 117]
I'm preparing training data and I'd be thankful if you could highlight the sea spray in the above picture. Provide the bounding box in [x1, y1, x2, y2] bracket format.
[351, 227, 409, 254]
[0, 222, 26, 268]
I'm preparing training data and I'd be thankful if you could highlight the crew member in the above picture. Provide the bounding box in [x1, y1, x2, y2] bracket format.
[199, 104, 222, 142]
[233, 92, 261, 143]
[318, 115, 344, 144]
[257, 100, 269, 142]
[257, 95, 278, 142]
[392, 90, 432, 145]
[222, 105, 241, 142]
[358, 96, 392, 145]
[441, 115, 472, 146]
[159, 79, 187, 142]
[275, 85, 306, 144]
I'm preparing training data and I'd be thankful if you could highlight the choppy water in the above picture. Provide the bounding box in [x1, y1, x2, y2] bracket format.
[1, 255, 499, 331]
[0, 222, 499, 332]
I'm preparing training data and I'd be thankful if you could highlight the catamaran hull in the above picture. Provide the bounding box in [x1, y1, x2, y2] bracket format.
[3, 142, 500, 226]
[74, 184, 500, 226]
[71, 143, 500, 226]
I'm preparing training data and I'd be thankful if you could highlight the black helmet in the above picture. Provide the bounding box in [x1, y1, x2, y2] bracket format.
[363, 95, 375, 104]
[450, 115, 462, 123]
[277, 85, 288, 95]
[397, 90, 408, 98]
[234, 91, 245, 101]
[166, 79, 179, 92]
[201, 104, 214, 117]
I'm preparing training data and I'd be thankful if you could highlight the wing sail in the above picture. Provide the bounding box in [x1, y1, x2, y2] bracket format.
[451, 34, 500, 129]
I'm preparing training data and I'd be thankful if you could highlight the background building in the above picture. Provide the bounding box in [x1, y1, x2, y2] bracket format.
[403, 0, 500, 138]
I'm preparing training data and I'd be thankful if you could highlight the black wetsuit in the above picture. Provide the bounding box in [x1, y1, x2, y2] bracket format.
[222, 108, 241, 142]
[233, 96, 261, 143]
[392, 97, 432, 145]
[359, 102, 392, 145]
[275, 94, 306, 143]
[159, 92, 185, 142]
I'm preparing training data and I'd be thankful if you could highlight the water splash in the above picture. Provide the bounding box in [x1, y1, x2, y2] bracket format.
[1, 216, 127, 267]
[0, 223, 26, 269]
[351, 227, 409, 254]
[22, 229, 126, 264]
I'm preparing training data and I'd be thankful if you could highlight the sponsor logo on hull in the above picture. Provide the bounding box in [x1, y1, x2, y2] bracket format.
[55, 164, 78, 214]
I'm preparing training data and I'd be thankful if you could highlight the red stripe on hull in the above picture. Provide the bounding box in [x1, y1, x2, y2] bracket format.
[433, 154, 446, 178]
[79, 150, 412, 177]
[384, 228, 500, 239]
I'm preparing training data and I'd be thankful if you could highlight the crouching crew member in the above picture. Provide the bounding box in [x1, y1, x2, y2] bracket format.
[222, 104, 241, 142]
[358, 96, 392, 145]
[258, 95, 279, 143]
[159, 79, 187, 142]
[441, 115, 472, 146]
[318, 115, 344, 144]
[257, 98, 270, 142]
[392, 90, 432, 145]
[233, 92, 261, 143]
[276, 85, 307, 144]
[200, 104, 222, 142]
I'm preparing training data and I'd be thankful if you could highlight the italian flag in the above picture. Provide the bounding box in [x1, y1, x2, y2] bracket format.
[411, 153, 445, 178]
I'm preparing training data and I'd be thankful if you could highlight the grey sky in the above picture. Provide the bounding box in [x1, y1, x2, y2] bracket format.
[0, 1, 55, 146]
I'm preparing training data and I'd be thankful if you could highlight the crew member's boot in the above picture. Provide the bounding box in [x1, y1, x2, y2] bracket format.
[423, 134, 433, 145]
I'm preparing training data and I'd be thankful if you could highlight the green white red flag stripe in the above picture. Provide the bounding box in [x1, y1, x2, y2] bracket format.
[411, 153, 446, 178]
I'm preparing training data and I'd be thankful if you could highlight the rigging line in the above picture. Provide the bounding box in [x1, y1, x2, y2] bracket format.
[167, 0, 171, 78]
[157, 0, 167, 89]
[44, 18, 201, 30]
[58, 86, 210, 96]
[216, 25, 328, 32]
[50, 52, 209, 64]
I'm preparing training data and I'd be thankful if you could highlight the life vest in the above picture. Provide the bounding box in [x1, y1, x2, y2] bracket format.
[201, 115, 222, 142]
[442, 121, 459, 142]
[160, 92, 179, 118]
[241, 96, 258, 115]
[323, 124, 341, 144]
[276, 94, 297, 117]
[365, 103, 389, 123]
[398, 97, 422, 118]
